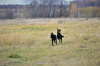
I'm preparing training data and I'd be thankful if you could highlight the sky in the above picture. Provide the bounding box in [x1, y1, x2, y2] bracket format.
[0, 0, 27, 5]
[0, 0, 73, 5]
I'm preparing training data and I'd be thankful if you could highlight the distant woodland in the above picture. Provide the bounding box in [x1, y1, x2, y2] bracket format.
[0, 0, 100, 19]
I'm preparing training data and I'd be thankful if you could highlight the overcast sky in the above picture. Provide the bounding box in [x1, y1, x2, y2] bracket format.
[0, 0, 73, 5]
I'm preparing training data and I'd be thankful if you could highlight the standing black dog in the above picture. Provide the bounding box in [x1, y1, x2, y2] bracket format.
[57, 28, 64, 43]
[50, 33, 57, 45]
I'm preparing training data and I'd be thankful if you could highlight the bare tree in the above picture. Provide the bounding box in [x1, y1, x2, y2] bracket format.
[24, 0, 68, 18]
[5, 6, 13, 19]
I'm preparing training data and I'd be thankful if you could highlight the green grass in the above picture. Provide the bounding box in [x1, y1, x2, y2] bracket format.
[8, 54, 22, 58]
[0, 18, 100, 66]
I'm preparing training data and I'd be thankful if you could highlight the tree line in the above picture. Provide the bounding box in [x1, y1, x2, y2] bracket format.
[0, 0, 100, 19]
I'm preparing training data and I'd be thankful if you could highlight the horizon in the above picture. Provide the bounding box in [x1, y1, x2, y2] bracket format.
[0, 0, 73, 5]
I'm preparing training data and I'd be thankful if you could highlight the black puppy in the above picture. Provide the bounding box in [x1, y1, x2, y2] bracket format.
[50, 33, 57, 45]
[57, 28, 64, 43]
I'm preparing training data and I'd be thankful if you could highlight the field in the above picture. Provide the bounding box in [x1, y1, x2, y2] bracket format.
[0, 18, 100, 66]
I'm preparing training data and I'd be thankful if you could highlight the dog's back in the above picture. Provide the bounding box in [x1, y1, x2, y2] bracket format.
[51, 33, 56, 40]
[50, 33, 57, 45]
[57, 28, 64, 40]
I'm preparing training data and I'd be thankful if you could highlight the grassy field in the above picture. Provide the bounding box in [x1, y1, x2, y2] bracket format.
[0, 18, 100, 66]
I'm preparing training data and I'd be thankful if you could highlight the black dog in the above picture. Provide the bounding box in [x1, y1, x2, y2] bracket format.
[57, 28, 64, 43]
[50, 33, 57, 45]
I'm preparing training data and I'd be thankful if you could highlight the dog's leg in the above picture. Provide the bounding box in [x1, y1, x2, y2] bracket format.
[54, 40, 55, 43]
[59, 39, 60, 43]
[61, 38, 62, 43]
[56, 39, 57, 45]
[52, 39, 53, 45]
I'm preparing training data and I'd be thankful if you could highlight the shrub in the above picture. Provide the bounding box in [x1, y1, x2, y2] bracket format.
[8, 54, 21, 58]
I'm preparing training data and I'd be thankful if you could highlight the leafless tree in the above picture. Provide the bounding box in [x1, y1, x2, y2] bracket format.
[5, 6, 13, 19]
[24, 0, 68, 18]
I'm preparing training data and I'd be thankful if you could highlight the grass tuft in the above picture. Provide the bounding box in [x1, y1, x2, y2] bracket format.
[8, 54, 22, 58]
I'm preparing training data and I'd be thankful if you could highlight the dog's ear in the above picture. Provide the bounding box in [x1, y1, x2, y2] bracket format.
[57, 29, 61, 32]
[51, 32, 53, 35]
[59, 29, 61, 31]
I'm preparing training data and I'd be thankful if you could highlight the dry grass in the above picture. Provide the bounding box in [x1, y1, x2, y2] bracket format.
[0, 18, 100, 66]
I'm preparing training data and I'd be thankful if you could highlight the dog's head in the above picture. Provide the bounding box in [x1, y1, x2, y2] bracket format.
[50, 33, 53, 38]
[51, 33, 53, 35]
[57, 28, 61, 33]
